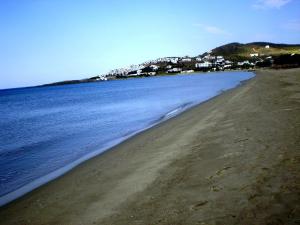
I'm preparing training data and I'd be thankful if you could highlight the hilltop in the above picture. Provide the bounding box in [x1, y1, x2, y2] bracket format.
[209, 42, 300, 61]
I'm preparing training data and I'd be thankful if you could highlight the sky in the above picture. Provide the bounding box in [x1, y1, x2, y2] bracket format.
[0, 0, 300, 89]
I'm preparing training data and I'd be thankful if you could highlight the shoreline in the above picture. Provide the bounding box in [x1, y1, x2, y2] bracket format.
[0, 71, 254, 207]
[40, 69, 255, 88]
[1, 68, 299, 224]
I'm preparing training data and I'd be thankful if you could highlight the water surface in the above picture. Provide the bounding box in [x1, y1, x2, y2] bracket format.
[0, 72, 254, 205]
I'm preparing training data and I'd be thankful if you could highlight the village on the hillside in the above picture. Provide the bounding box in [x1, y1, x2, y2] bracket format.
[96, 44, 278, 81]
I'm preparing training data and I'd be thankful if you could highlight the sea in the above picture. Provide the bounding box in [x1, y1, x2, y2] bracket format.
[0, 71, 254, 205]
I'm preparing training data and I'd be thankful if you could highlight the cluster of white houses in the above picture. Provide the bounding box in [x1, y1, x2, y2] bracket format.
[92, 44, 277, 80]
[97, 52, 265, 79]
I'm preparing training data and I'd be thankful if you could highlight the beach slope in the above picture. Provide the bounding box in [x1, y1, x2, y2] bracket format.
[0, 69, 300, 225]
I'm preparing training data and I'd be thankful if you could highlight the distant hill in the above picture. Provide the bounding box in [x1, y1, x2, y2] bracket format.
[40, 78, 99, 87]
[209, 42, 300, 61]
[40, 41, 300, 87]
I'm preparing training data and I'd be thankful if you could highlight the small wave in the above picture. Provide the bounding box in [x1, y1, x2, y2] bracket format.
[160, 102, 193, 121]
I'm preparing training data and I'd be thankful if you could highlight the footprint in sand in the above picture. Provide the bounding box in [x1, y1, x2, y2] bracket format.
[191, 200, 209, 210]
[207, 166, 232, 180]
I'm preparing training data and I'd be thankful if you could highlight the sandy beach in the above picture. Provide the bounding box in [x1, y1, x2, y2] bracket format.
[0, 68, 299, 225]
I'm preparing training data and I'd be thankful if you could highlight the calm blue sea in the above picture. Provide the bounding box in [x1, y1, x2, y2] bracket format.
[0, 72, 254, 205]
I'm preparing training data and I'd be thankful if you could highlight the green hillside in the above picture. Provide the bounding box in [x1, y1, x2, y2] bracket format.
[209, 42, 300, 61]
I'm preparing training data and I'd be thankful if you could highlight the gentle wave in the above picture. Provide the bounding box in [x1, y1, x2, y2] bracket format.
[161, 102, 193, 120]
[0, 102, 192, 206]
[0, 101, 197, 206]
[0, 72, 255, 206]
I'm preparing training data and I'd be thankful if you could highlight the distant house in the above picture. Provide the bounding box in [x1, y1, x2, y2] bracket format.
[203, 55, 215, 61]
[127, 69, 143, 76]
[181, 58, 192, 62]
[170, 58, 179, 64]
[195, 62, 212, 68]
[96, 75, 108, 81]
[157, 57, 179, 64]
[265, 45, 270, 49]
[167, 68, 182, 73]
[238, 60, 251, 66]
[166, 65, 172, 69]
[215, 56, 225, 64]
[108, 68, 129, 77]
[129, 65, 145, 71]
[250, 53, 259, 57]
[149, 65, 159, 71]
[181, 70, 194, 73]
[223, 60, 232, 69]
[196, 57, 202, 61]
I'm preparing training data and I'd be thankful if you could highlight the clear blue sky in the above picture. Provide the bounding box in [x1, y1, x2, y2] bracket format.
[1, 0, 300, 89]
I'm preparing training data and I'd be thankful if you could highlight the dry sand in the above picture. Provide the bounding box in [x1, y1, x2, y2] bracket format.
[0, 68, 299, 225]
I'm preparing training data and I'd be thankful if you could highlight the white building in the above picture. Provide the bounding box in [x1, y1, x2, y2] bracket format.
[127, 69, 143, 77]
[108, 68, 129, 76]
[250, 53, 259, 57]
[203, 55, 215, 61]
[216, 56, 225, 63]
[167, 68, 182, 73]
[181, 70, 194, 74]
[265, 45, 270, 49]
[170, 58, 179, 64]
[149, 65, 159, 71]
[195, 62, 212, 68]
[237, 60, 250, 66]
[181, 58, 192, 62]
[96, 75, 108, 81]
[129, 64, 145, 71]
[156, 57, 179, 64]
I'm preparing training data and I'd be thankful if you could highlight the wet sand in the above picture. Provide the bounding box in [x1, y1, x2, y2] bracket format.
[0, 68, 299, 225]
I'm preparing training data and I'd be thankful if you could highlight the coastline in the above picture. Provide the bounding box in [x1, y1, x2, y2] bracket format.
[0, 71, 254, 207]
[1, 68, 300, 224]
[39, 69, 254, 88]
